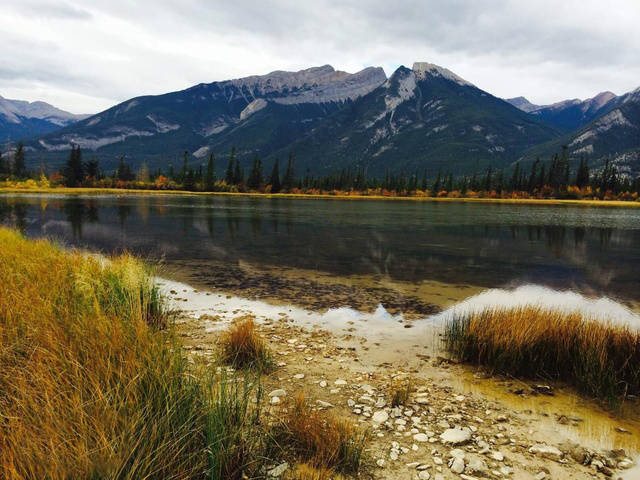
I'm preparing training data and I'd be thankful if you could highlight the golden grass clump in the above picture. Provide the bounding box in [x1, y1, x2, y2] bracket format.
[271, 393, 368, 475]
[444, 306, 640, 406]
[220, 316, 274, 371]
[388, 377, 413, 407]
[0, 228, 207, 479]
[284, 463, 340, 480]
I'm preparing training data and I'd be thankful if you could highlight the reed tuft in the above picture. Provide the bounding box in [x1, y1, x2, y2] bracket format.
[444, 306, 640, 407]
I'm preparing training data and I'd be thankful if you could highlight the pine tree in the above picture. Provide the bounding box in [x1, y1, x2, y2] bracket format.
[13, 142, 26, 178]
[0, 151, 8, 180]
[575, 157, 590, 188]
[484, 167, 493, 191]
[527, 159, 539, 193]
[233, 159, 244, 185]
[282, 153, 295, 191]
[269, 158, 281, 193]
[65, 145, 84, 187]
[205, 153, 216, 191]
[510, 163, 521, 191]
[247, 155, 263, 190]
[445, 173, 453, 193]
[184, 168, 195, 191]
[431, 170, 442, 196]
[116, 156, 133, 181]
[181, 151, 189, 184]
[225, 147, 236, 184]
[86, 158, 100, 179]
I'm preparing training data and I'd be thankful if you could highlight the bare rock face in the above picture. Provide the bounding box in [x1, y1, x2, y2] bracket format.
[227, 65, 387, 105]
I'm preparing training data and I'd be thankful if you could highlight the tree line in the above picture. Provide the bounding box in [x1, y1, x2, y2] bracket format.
[2, 143, 639, 201]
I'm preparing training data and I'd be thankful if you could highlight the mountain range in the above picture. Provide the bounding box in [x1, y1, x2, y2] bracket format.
[4, 63, 640, 177]
[0, 96, 89, 141]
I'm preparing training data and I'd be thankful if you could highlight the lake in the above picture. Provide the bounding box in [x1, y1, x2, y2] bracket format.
[2, 193, 640, 316]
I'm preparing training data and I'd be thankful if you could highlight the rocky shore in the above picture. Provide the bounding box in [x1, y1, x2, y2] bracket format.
[173, 294, 639, 480]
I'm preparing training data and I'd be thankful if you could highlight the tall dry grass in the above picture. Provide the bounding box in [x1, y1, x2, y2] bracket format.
[0, 228, 370, 479]
[270, 393, 369, 475]
[0, 227, 209, 479]
[444, 306, 640, 406]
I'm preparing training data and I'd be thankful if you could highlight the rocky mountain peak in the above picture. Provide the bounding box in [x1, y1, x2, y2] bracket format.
[506, 96, 540, 113]
[222, 65, 387, 105]
[412, 62, 474, 87]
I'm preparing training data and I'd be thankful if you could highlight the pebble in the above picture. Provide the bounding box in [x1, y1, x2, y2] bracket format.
[413, 433, 430, 442]
[293, 373, 305, 380]
[529, 444, 563, 461]
[267, 462, 288, 477]
[334, 379, 347, 385]
[268, 389, 286, 398]
[372, 411, 389, 424]
[440, 427, 472, 445]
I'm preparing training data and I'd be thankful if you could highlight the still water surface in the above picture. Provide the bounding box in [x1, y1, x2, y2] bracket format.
[2, 193, 640, 310]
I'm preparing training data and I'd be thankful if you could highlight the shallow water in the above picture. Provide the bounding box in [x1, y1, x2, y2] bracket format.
[2, 193, 640, 311]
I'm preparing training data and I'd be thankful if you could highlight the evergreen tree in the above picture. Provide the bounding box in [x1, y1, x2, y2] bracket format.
[13, 142, 26, 178]
[85, 158, 100, 179]
[431, 169, 442, 196]
[205, 153, 216, 191]
[282, 153, 295, 191]
[0, 151, 8, 180]
[495, 169, 504, 193]
[247, 155, 263, 190]
[527, 159, 539, 193]
[269, 158, 281, 193]
[184, 168, 195, 191]
[484, 167, 493, 191]
[575, 157, 590, 188]
[225, 147, 236, 184]
[116, 156, 133, 181]
[510, 163, 521, 191]
[168, 165, 175, 181]
[445, 173, 453, 192]
[181, 151, 189, 184]
[420, 170, 428, 191]
[233, 159, 244, 185]
[64, 145, 84, 187]
[537, 164, 546, 191]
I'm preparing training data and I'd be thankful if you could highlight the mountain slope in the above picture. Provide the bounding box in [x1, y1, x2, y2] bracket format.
[509, 91, 618, 131]
[522, 87, 640, 175]
[0, 96, 89, 140]
[278, 63, 561, 176]
[27, 65, 387, 170]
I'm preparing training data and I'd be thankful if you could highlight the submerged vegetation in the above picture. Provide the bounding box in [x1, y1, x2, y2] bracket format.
[444, 306, 640, 407]
[0, 228, 369, 479]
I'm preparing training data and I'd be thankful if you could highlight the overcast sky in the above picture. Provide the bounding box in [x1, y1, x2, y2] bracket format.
[1, 0, 639, 114]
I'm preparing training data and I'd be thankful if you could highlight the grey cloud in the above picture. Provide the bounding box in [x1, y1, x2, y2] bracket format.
[6, 0, 92, 20]
[0, 0, 639, 112]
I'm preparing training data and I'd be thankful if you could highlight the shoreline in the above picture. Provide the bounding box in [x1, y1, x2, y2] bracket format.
[2, 186, 640, 208]
[165, 276, 640, 479]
